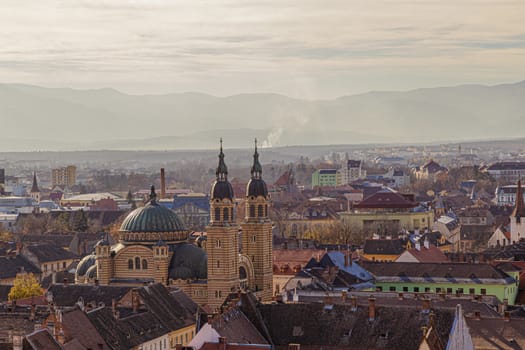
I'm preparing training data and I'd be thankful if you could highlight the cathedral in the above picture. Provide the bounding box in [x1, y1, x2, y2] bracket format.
[75, 140, 273, 309]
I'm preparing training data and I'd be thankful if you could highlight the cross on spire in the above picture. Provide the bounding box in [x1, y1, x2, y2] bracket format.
[216, 138, 228, 181]
[251, 138, 262, 179]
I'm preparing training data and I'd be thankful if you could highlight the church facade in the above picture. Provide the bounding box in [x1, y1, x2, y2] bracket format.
[75, 140, 273, 310]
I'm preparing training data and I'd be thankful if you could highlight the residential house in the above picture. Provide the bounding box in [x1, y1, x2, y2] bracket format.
[0, 255, 41, 285]
[396, 239, 448, 263]
[361, 239, 406, 262]
[414, 160, 448, 182]
[272, 248, 325, 295]
[21, 244, 78, 277]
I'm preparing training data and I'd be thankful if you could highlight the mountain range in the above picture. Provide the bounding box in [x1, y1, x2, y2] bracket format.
[0, 81, 524, 151]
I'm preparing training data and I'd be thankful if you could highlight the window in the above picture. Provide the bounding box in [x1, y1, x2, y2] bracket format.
[128, 259, 133, 269]
[223, 207, 229, 221]
[413, 287, 419, 293]
[215, 207, 220, 221]
[265, 205, 268, 216]
[258, 205, 263, 217]
[457, 288, 464, 294]
[142, 259, 148, 269]
[250, 205, 256, 217]
[216, 239, 221, 248]
[425, 287, 431, 292]
[135, 257, 141, 269]
[252, 235, 256, 243]
[403, 287, 408, 292]
[216, 260, 220, 268]
[469, 288, 475, 295]
[389, 286, 396, 291]
[481, 288, 486, 295]
[447, 288, 453, 294]
[63, 262, 66, 269]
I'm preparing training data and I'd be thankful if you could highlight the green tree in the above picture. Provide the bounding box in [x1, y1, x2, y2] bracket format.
[8, 273, 43, 301]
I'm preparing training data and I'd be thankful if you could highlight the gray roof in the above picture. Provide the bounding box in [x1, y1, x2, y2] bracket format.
[0, 255, 41, 280]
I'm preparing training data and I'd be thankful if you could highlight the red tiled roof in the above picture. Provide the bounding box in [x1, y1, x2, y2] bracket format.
[405, 245, 448, 263]
[354, 190, 416, 209]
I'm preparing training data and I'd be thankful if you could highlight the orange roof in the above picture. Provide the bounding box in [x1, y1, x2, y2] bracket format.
[405, 245, 448, 263]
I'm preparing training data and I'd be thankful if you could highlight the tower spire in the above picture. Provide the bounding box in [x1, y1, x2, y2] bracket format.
[216, 138, 228, 181]
[513, 177, 525, 218]
[31, 171, 40, 193]
[251, 138, 262, 179]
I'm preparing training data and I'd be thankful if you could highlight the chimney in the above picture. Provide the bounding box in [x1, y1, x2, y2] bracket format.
[368, 296, 376, 321]
[398, 292, 403, 301]
[63, 278, 68, 286]
[504, 311, 510, 322]
[160, 168, 166, 199]
[422, 298, 431, 313]
[288, 344, 300, 350]
[131, 289, 140, 313]
[350, 295, 357, 311]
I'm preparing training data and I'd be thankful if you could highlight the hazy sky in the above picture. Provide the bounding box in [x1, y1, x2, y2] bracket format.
[1, 0, 525, 98]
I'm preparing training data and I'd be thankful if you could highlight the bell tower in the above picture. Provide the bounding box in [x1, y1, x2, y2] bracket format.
[241, 139, 273, 301]
[95, 234, 111, 285]
[153, 238, 170, 285]
[30, 172, 40, 204]
[207, 139, 239, 310]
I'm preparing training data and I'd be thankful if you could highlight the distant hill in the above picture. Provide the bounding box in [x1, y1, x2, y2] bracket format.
[0, 81, 524, 151]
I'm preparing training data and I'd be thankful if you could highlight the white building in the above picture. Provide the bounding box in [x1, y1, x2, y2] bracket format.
[485, 162, 525, 182]
[337, 160, 366, 185]
[495, 185, 525, 206]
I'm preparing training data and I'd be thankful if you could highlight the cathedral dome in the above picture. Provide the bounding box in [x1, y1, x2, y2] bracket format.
[75, 253, 96, 280]
[120, 187, 186, 233]
[210, 180, 234, 200]
[168, 244, 207, 280]
[246, 178, 268, 198]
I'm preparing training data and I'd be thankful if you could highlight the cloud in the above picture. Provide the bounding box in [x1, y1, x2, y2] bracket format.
[0, 0, 524, 97]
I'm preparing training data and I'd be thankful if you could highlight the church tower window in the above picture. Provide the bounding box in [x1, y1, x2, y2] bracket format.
[258, 205, 263, 217]
[215, 207, 220, 221]
[223, 207, 229, 221]
[142, 259, 148, 269]
[135, 257, 141, 269]
[128, 259, 133, 269]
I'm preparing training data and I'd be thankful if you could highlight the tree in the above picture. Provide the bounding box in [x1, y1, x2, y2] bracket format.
[72, 210, 89, 232]
[8, 273, 43, 301]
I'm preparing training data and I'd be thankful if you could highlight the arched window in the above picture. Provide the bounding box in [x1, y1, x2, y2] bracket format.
[135, 257, 141, 269]
[216, 260, 220, 268]
[128, 259, 133, 269]
[215, 207, 221, 221]
[258, 205, 263, 217]
[265, 205, 268, 216]
[250, 205, 255, 217]
[142, 259, 148, 269]
[223, 207, 229, 221]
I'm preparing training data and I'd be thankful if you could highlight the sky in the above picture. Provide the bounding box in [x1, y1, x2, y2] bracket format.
[1, 0, 525, 99]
